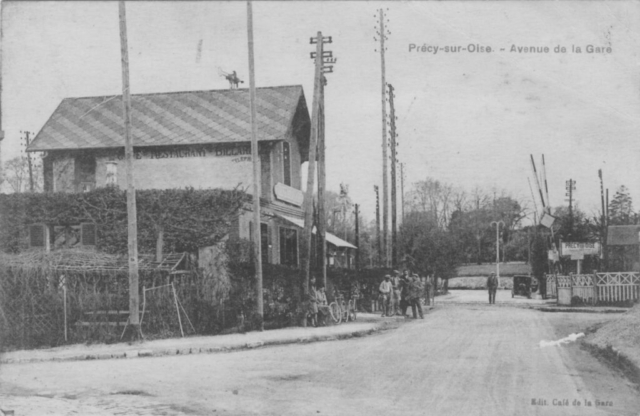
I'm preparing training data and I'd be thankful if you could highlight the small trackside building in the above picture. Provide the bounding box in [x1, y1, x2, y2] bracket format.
[27, 85, 355, 266]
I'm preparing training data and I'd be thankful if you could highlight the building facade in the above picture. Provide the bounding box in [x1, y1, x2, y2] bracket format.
[28, 85, 355, 266]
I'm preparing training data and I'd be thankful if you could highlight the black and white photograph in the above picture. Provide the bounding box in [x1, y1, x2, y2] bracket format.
[1, 1, 640, 415]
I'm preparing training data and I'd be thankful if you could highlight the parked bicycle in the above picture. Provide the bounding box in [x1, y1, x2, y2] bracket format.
[328, 290, 357, 324]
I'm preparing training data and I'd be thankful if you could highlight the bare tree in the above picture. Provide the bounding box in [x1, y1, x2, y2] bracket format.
[2, 155, 43, 193]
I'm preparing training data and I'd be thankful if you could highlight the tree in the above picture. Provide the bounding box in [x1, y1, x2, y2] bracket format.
[2, 154, 43, 193]
[609, 185, 635, 225]
[399, 211, 461, 288]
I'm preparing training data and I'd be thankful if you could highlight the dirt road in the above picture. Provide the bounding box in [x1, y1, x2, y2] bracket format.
[2, 303, 639, 416]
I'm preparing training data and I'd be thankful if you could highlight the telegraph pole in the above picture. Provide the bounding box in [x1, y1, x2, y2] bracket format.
[355, 203, 360, 270]
[598, 169, 607, 270]
[315, 38, 336, 290]
[388, 84, 398, 268]
[490, 221, 505, 277]
[374, 185, 381, 267]
[301, 32, 333, 325]
[401, 162, 405, 223]
[247, 1, 264, 330]
[21, 131, 35, 192]
[375, 9, 390, 267]
[566, 179, 575, 237]
[119, 0, 141, 340]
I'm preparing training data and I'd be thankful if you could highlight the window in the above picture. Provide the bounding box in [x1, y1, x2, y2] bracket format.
[279, 227, 298, 267]
[283, 142, 291, 186]
[75, 154, 96, 192]
[29, 224, 47, 248]
[81, 223, 97, 246]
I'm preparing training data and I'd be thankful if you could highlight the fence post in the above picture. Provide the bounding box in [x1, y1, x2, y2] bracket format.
[63, 283, 68, 342]
[593, 273, 598, 306]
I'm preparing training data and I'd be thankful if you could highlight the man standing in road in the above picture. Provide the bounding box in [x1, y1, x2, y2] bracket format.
[408, 275, 424, 319]
[390, 271, 402, 316]
[487, 273, 498, 304]
[379, 275, 393, 317]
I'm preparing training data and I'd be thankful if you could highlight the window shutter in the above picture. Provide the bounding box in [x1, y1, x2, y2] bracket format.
[29, 224, 46, 248]
[81, 223, 97, 246]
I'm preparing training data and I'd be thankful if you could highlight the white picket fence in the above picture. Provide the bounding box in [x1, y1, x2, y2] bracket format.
[547, 272, 640, 305]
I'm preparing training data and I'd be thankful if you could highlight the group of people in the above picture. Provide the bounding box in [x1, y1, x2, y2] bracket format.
[378, 270, 429, 319]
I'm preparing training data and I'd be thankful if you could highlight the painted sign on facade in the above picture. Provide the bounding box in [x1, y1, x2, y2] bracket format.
[274, 182, 304, 206]
[105, 144, 251, 161]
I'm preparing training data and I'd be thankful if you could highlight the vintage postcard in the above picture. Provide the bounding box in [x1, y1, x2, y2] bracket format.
[1, 1, 640, 415]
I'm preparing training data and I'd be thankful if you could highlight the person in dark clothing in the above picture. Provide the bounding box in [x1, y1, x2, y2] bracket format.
[399, 272, 410, 317]
[487, 273, 498, 304]
[408, 275, 424, 319]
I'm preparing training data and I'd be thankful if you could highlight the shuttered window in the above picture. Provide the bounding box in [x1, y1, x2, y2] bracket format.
[283, 142, 291, 186]
[29, 224, 47, 248]
[80, 223, 97, 246]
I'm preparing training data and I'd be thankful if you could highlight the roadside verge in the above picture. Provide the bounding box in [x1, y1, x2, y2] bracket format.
[582, 306, 640, 390]
[0, 313, 404, 365]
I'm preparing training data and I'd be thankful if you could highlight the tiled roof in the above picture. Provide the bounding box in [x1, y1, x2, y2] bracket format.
[28, 85, 307, 151]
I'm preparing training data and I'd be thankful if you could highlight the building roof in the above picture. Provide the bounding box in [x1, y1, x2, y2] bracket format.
[607, 225, 640, 246]
[28, 85, 308, 152]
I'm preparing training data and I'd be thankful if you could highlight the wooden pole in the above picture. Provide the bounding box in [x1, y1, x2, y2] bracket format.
[246, 1, 263, 330]
[301, 31, 323, 325]
[542, 154, 551, 214]
[378, 9, 389, 267]
[24, 131, 34, 192]
[389, 83, 397, 268]
[171, 283, 185, 337]
[375, 185, 381, 266]
[401, 162, 405, 224]
[355, 203, 360, 270]
[569, 178, 577, 271]
[318, 83, 327, 289]
[599, 169, 607, 270]
[119, 0, 140, 338]
[530, 155, 546, 211]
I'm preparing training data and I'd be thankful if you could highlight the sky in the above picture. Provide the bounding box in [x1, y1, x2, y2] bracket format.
[2, 1, 640, 224]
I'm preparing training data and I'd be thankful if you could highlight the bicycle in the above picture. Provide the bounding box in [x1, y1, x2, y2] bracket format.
[328, 291, 357, 324]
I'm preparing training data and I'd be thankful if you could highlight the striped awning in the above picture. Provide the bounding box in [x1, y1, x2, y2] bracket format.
[276, 213, 357, 249]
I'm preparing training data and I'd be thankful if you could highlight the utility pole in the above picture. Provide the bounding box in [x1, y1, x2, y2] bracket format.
[374, 185, 381, 267]
[312, 34, 335, 290]
[598, 169, 607, 270]
[301, 32, 332, 325]
[318, 94, 327, 289]
[541, 155, 551, 214]
[246, 1, 263, 330]
[400, 162, 405, 223]
[375, 9, 390, 267]
[565, 179, 575, 237]
[355, 203, 360, 270]
[388, 84, 398, 268]
[119, 0, 141, 340]
[21, 131, 35, 192]
[490, 221, 505, 277]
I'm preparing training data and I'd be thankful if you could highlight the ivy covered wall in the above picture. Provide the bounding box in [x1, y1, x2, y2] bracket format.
[0, 187, 248, 255]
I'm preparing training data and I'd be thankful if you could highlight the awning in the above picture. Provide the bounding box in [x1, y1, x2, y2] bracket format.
[276, 213, 357, 249]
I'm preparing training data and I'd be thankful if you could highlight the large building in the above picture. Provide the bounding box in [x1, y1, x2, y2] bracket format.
[27, 85, 355, 266]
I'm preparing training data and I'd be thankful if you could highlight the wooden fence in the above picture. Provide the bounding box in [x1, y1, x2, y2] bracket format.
[546, 272, 640, 306]
[595, 272, 640, 303]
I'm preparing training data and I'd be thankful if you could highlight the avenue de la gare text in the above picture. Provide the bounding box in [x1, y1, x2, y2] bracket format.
[409, 44, 612, 54]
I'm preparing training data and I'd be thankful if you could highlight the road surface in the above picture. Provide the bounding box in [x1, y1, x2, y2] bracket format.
[1, 301, 639, 415]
